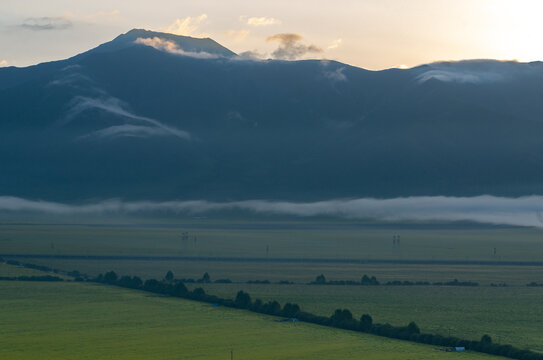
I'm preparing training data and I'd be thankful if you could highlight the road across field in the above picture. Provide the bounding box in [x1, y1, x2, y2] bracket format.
[3, 253, 543, 266]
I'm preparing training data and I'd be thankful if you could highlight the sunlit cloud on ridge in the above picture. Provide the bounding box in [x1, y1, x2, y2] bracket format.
[135, 37, 219, 59]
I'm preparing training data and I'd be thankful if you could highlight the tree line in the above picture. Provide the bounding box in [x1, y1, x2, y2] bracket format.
[310, 274, 478, 287]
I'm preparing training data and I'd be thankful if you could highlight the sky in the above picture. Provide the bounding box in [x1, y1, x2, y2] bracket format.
[0, 0, 542, 70]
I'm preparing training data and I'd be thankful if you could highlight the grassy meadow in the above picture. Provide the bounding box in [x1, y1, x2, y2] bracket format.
[2, 217, 543, 355]
[2, 219, 543, 261]
[187, 282, 543, 353]
[0, 280, 507, 360]
[0, 262, 57, 277]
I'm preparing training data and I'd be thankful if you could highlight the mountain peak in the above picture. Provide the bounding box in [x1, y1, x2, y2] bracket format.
[89, 28, 237, 58]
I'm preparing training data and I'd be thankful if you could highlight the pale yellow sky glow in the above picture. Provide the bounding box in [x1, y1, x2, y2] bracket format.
[0, 0, 542, 69]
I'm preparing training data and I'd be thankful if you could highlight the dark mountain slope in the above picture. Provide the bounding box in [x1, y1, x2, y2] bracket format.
[1, 30, 543, 201]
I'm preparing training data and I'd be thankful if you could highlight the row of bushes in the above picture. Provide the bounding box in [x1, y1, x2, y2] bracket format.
[310, 274, 380, 285]
[310, 274, 479, 287]
[92, 270, 543, 360]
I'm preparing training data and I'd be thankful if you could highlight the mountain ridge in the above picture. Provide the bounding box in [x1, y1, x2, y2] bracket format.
[1, 30, 543, 201]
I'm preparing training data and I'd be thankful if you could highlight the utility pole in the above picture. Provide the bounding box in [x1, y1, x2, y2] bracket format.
[230, 349, 233, 360]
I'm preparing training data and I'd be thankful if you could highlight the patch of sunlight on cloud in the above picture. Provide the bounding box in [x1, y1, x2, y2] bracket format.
[327, 38, 342, 50]
[226, 29, 250, 42]
[165, 14, 208, 37]
[246, 17, 281, 26]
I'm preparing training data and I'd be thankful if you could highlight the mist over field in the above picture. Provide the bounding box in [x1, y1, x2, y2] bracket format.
[2, 195, 543, 227]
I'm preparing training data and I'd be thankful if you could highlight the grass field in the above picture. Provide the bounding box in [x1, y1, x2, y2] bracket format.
[2, 217, 543, 355]
[4, 219, 543, 287]
[0, 262, 51, 277]
[0, 280, 506, 360]
[187, 282, 543, 353]
[2, 220, 543, 261]
[18, 258, 543, 285]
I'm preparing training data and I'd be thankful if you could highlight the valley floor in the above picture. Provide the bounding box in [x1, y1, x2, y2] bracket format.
[0, 278, 505, 360]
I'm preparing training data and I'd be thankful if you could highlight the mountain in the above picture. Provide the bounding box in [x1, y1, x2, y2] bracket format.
[85, 28, 237, 58]
[1, 29, 543, 201]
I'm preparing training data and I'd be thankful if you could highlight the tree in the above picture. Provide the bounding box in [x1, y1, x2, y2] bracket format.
[361, 274, 379, 285]
[118, 275, 142, 289]
[235, 291, 252, 309]
[252, 298, 264, 312]
[132, 276, 143, 288]
[407, 321, 420, 334]
[331, 309, 353, 324]
[103, 271, 118, 284]
[360, 314, 373, 331]
[191, 287, 206, 299]
[282, 303, 301, 318]
[262, 300, 281, 315]
[481, 334, 492, 344]
[172, 282, 188, 297]
[164, 270, 174, 283]
[315, 274, 326, 284]
[143, 279, 164, 293]
[201, 272, 211, 283]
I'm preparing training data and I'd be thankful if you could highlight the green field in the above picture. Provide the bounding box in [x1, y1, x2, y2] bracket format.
[0, 280, 506, 360]
[0, 262, 50, 277]
[4, 220, 543, 287]
[2, 217, 543, 356]
[2, 220, 543, 261]
[19, 258, 543, 286]
[187, 282, 543, 352]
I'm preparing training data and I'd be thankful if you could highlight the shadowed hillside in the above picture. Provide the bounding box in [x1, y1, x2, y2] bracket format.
[2, 30, 543, 201]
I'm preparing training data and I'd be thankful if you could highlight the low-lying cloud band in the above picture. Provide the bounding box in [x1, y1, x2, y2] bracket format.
[2, 196, 543, 227]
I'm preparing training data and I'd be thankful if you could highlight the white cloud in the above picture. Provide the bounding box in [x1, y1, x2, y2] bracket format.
[135, 37, 219, 59]
[0, 60, 8, 67]
[165, 14, 208, 36]
[323, 66, 347, 82]
[267, 33, 322, 60]
[226, 29, 250, 42]
[415, 60, 539, 84]
[416, 69, 503, 84]
[65, 96, 191, 141]
[20, 16, 72, 31]
[48, 72, 94, 87]
[237, 50, 265, 60]
[80, 124, 175, 140]
[327, 38, 342, 50]
[246, 17, 281, 26]
[3, 195, 543, 227]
